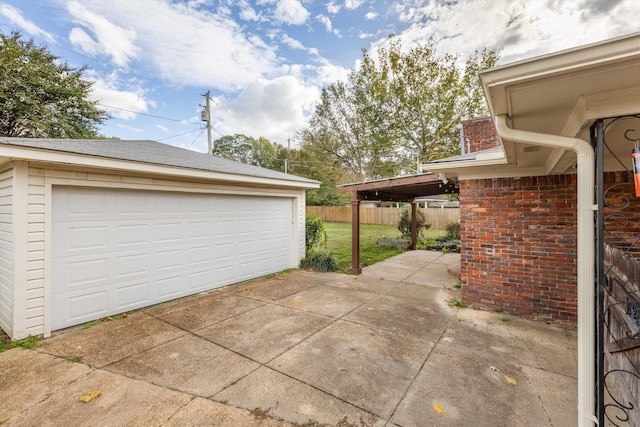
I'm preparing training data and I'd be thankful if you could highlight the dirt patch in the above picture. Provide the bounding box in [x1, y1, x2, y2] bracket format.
[0, 327, 10, 346]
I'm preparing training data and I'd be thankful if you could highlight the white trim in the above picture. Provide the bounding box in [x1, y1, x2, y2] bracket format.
[43, 176, 52, 338]
[0, 146, 318, 190]
[12, 161, 29, 339]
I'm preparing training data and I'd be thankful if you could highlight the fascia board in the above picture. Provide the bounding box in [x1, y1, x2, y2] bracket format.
[0, 146, 320, 190]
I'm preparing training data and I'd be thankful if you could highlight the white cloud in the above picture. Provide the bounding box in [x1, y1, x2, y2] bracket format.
[326, 1, 341, 14]
[87, 71, 150, 120]
[392, 0, 639, 65]
[237, 0, 261, 21]
[364, 11, 378, 20]
[316, 14, 333, 32]
[316, 13, 341, 37]
[345, 0, 364, 10]
[212, 76, 320, 142]
[281, 33, 304, 50]
[61, 0, 281, 91]
[273, 0, 310, 25]
[67, 1, 138, 67]
[155, 124, 169, 132]
[0, 4, 55, 43]
[117, 123, 144, 132]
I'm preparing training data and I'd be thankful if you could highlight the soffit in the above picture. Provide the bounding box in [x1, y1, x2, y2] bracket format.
[482, 33, 640, 174]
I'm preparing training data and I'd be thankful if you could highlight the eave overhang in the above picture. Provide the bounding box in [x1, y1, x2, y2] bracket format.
[0, 144, 319, 191]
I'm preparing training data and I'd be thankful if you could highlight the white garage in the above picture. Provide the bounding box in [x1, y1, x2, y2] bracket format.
[0, 138, 318, 339]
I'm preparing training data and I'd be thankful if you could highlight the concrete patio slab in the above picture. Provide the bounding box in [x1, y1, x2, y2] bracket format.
[344, 292, 453, 341]
[196, 304, 332, 363]
[38, 312, 186, 368]
[0, 349, 92, 421]
[450, 310, 577, 377]
[163, 397, 295, 427]
[229, 274, 317, 301]
[106, 334, 260, 397]
[361, 264, 422, 281]
[402, 266, 459, 287]
[268, 319, 435, 419]
[384, 280, 455, 301]
[277, 285, 377, 318]
[1, 250, 578, 426]
[6, 369, 193, 427]
[323, 274, 398, 294]
[389, 340, 547, 427]
[144, 292, 264, 332]
[215, 366, 384, 426]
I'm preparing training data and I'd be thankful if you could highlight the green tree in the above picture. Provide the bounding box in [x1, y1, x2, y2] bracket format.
[212, 134, 285, 170]
[287, 142, 349, 206]
[0, 32, 106, 138]
[302, 37, 499, 180]
[374, 37, 499, 165]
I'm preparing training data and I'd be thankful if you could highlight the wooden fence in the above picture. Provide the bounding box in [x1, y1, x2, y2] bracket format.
[306, 206, 460, 229]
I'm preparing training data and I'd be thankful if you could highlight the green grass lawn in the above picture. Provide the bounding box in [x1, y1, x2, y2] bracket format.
[324, 222, 446, 273]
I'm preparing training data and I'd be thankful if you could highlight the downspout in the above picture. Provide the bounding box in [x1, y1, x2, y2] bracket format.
[493, 115, 596, 426]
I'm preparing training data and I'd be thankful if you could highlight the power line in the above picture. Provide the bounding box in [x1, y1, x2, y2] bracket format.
[187, 128, 206, 149]
[157, 127, 204, 141]
[99, 104, 198, 124]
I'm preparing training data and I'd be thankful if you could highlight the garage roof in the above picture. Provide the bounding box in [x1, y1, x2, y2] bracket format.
[0, 137, 318, 186]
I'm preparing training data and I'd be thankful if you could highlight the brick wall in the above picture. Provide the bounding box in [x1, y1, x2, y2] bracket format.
[462, 117, 499, 153]
[460, 174, 578, 322]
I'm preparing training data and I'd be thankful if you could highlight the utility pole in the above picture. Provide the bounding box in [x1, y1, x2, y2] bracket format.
[201, 91, 213, 155]
[285, 138, 290, 174]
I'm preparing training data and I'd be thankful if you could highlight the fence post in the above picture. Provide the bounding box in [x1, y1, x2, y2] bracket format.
[351, 196, 361, 275]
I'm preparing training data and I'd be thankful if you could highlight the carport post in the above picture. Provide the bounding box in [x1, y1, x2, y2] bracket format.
[410, 202, 417, 250]
[351, 193, 361, 275]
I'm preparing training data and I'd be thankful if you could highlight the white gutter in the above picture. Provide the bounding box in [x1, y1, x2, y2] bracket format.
[494, 115, 596, 426]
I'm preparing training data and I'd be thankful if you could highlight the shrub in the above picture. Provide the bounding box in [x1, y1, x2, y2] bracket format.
[445, 221, 460, 240]
[397, 207, 430, 240]
[299, 251, 339, 272]
[305, 215, 327, 252]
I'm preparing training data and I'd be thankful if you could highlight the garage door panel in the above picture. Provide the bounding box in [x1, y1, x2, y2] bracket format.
[53, 223, 109, 255]
[116, 281, 150, 310]
[157, 275, 184, 299]
[63, 192, 110, 218]
[52, 187, 293, 330]
[115, 224, 150, 248]
[116, 252, 150, 279]
[53, 290, 108, 325]
[53, 256, 110, 293]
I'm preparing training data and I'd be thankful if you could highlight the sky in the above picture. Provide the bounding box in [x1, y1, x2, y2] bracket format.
[1, 0, 638, 154]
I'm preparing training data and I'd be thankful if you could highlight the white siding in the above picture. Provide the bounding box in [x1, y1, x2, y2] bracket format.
[21, 164, 306, 338]
[0, 166, 13, 336]
[26, 171, 45, 334]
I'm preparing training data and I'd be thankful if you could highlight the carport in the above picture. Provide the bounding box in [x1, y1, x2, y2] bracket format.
[341, 172, 458, 274]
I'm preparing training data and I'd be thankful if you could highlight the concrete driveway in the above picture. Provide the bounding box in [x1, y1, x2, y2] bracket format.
[0, 251, 577, 426]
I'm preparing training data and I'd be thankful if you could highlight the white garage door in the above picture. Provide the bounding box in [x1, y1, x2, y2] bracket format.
[52, 187, 293, 330]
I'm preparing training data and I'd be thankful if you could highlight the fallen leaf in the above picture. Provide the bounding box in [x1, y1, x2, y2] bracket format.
[245, 287, 253, 291]
[504, 375, 517, 385]
[434, 404, 446, 414]
[79, 390, 101, 403]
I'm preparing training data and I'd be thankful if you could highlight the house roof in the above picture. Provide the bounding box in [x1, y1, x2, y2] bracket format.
[0, 137, 318, 188]
[340, 172, 457, 202]
[424, 31, 640, 179]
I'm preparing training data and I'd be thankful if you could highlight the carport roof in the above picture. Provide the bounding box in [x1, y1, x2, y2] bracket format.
[340, 172, 457, 203]
[0, 137, 318, 186]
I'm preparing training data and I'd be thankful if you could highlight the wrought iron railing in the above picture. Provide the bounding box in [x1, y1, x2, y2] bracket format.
[594, 117, 640, 426]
